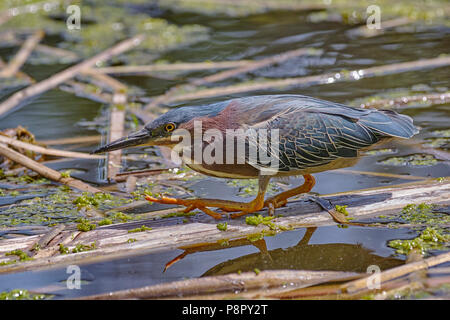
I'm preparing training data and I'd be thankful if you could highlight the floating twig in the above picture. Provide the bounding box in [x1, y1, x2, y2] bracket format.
[347, 17, 412, 38]
[107, 107, 126, 180]
[358, 92, 450, 109]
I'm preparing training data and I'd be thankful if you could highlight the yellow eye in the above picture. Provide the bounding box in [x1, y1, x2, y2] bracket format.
[164, 123, 176, 132]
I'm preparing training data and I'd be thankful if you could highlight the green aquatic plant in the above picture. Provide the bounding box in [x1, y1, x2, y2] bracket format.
[98, 218, 113, 226]
[59, 242, 97, 254]
[388, 227, 449, 255]
[0, 289, 48, 300]
[379, 154, 440, 167]
[71, 242, 97, 253]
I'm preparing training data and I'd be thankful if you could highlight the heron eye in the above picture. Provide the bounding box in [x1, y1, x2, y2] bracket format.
[164, 123, 176, 132]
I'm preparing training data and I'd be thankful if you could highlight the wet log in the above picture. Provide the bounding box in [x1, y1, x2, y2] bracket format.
[0, 178, 448, 275]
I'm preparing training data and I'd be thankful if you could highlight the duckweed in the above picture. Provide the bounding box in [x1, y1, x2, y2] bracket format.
[380, 154, 440, 167]
[388, 227, 449, 255]
[128, 225, 152, 233]
[335, 205, 349, 216]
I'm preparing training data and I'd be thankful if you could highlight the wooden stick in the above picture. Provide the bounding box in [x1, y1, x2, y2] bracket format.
[146, 48, 320, 109]
[145, 56, 450, 105]
[342, 251, 450, 293]
[80, 69, 128, 93]
[358, 92, 450, 109]
[95, 60, 253, 75]
[0, 30, 44, 78]
[347, 17, 412, 38]
[81, 269, 356, 299]
[0, 134, 103, 159]
[335, 169, 427, 181]
[0, 144, 102, 193]
[107, 107, 126, 180]
[0, 34, 145, 117]
[191, 48, 321, 85]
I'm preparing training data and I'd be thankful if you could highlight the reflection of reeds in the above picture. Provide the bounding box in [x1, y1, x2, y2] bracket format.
[0, 30, 43, 78]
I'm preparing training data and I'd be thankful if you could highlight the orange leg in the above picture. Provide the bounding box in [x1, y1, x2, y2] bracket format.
[145, 176, 271, 219]
[264, 174, 315, 215]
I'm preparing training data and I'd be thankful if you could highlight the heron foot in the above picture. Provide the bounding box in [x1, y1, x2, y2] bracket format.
[145, 195, 264, 220]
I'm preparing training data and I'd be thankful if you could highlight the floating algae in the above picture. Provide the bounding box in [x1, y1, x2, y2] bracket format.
[379, 154, 440, 167]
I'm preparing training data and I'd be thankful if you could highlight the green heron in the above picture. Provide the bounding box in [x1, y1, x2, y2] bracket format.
[93, 95, 418, 219]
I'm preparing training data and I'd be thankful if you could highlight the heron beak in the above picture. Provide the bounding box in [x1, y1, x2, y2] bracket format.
[91, 128, 166, 154]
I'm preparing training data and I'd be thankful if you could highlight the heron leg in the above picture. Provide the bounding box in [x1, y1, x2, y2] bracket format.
[146, 176, 271, 220]
[264, 174, 315, 215]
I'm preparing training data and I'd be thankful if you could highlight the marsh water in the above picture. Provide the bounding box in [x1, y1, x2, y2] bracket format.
[0, 8, 449, 298]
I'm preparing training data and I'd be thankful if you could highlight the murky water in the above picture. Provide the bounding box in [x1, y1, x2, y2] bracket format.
[0, 8, 449, 298]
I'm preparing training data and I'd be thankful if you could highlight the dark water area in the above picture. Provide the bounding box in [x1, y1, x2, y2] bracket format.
[0, 7, 449, 298]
